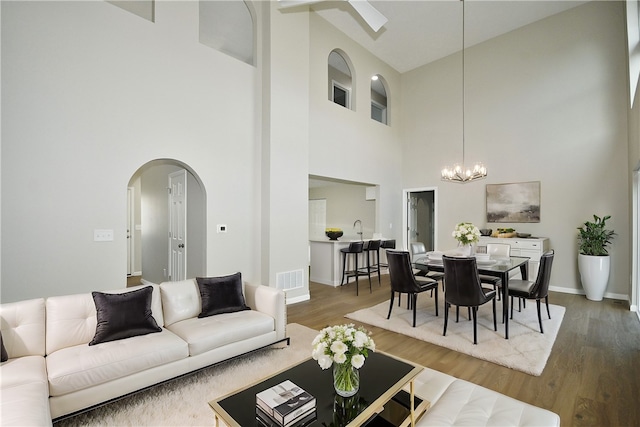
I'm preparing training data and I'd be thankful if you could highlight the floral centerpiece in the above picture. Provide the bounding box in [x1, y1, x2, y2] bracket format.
[311, 324, 375, 397]
[452, 222, 481, 256]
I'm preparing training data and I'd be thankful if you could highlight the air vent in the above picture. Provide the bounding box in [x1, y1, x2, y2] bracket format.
[276, 269, 304, 291]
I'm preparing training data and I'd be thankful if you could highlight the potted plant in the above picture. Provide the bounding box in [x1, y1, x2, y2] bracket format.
[577, 214, 616, 301]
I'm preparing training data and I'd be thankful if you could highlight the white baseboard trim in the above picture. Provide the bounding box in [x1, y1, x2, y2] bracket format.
[286, 293, 310, 305]
[549, 285, 629, 306]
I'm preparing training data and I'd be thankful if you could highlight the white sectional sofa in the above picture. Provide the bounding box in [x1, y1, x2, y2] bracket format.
[0, 277, 286, 425]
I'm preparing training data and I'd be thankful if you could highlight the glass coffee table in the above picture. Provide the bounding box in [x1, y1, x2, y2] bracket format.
[209, 351, 429, 426]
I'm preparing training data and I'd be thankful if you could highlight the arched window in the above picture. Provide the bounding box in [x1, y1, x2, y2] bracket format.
[328, 50, 354, 110]
[199, 1, 255, 66]
[371, 74, 388, 125]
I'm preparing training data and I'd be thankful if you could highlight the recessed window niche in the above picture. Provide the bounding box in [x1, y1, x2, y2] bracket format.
[199, 1, 255, 66]
[328, 50, 354, 110]
[371, 74, 388, 125]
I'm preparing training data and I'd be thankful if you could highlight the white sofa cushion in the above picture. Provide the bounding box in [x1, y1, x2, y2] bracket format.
[160, 279, 201, 326]
[0, 298, 46, 358]
[167, 310, 275, 356]
[46, 328, 188, 396]
[410, 366, 457, 406]
[46, 284, 164, 355]
[0, 355, 48, 388]
[1, 382, 52, 426]
[418, 377, 560, 426]
[0, 355, 51, 426]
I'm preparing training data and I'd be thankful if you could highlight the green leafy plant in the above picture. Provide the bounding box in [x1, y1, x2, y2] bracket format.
[577, 215, 616, 256]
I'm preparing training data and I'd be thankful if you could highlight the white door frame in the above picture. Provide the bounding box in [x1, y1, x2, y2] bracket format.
[402, 187, 438, 252]
[632, 163, 639, 320]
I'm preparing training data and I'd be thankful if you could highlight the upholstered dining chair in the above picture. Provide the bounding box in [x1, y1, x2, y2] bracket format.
[409, 242, 445, 288]
[479, 243, 511, 301]
[386, 250, 438, 327]
[442, 255, 497, 344]
[508, 250, 555, 333]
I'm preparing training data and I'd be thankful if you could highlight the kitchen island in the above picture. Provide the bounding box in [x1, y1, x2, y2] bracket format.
[309, 238, 390, 286]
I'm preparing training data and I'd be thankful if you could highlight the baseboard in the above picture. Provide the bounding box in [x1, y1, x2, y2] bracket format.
[549, 286, 629, 305]
[286, 292, 310, 305]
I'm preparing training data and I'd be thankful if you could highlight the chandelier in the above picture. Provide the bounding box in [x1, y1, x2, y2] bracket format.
[441, 0, 487, 183]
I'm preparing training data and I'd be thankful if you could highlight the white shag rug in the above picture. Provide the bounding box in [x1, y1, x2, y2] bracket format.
[55, 323, 319, 426]
[345, 295, 564, 376]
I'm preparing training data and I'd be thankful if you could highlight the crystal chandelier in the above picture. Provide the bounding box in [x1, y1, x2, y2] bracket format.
[441, 0, 487, 183]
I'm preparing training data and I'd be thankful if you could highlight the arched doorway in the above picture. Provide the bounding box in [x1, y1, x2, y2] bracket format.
[128, 159, 206, 284]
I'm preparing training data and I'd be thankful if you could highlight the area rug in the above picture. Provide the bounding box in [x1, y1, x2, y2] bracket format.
[55, 323, 319, 426]
[345, 296, 564, 376]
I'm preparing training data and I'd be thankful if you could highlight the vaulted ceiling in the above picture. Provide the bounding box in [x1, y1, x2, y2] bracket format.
[301, 0, 588, 73]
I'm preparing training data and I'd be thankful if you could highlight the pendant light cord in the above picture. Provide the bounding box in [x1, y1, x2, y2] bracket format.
[461, 0, 465, 167]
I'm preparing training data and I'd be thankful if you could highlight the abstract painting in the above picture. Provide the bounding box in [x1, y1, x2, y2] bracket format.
[486, 181, 540, 223]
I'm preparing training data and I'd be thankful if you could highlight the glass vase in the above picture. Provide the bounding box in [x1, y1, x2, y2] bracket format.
[333, 363, 359, 397]
[458, 242, 476, 257]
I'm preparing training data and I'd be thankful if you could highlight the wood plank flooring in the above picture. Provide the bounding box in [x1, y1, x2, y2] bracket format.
[287, 275, 640, 427]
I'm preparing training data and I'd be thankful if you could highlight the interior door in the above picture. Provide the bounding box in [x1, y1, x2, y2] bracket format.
[127, 187, 134, 276]
[169, 170, 187, 281]
[406, 190, 436, 251]
[407, 196, 419, 245]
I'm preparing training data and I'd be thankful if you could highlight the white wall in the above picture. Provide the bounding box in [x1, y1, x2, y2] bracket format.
[259, 1, 311, 303]
[1, 0, 634, 304]
[401, 1, 630, 297]
[308, 14, 404, 244]
[1, 1, 260, 301]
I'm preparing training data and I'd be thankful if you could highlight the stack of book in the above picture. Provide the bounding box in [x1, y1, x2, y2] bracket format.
[256, 380, 316, 427]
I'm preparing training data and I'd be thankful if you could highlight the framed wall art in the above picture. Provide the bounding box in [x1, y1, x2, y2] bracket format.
[486, 181, 540, 223]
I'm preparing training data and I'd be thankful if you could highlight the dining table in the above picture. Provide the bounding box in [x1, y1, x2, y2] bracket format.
[414, 255, 529, 339]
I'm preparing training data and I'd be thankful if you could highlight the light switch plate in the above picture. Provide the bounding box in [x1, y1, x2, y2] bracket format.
[94, 229, 114, 241]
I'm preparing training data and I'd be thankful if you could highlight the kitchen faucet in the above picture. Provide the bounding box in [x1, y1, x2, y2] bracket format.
[353, 219, 363, 240]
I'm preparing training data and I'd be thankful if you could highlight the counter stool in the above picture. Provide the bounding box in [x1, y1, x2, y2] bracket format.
[363, 240, 381, 287]
[379, 239, 396, 272]
[340, 241, 369, 295]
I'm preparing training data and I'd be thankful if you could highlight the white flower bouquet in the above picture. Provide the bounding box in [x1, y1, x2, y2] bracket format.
[311, 324, 375, 370]
[452, 222, 481, 245]
[312, 324, 376, 396]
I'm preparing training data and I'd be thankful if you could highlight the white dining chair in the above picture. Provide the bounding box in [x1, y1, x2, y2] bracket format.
[486, 243, 510, 259]
[481, 243, 511, 301]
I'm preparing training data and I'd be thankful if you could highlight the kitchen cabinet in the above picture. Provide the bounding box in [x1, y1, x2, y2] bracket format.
[478, 236, 550, 280]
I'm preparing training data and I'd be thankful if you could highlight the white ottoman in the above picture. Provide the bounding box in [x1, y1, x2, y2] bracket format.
[409, 368, 560, 426]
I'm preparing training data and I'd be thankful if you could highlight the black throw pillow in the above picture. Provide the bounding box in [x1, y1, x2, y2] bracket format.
[1, 331, 8, 362]
[196, 272, 250, 318]
[89, 286, 162, 346]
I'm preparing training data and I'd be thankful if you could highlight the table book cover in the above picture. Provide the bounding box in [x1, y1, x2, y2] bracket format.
[256, 380, 316, 425]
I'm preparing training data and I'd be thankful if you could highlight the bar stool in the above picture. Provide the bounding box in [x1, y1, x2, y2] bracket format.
[340, 241, 369, 295]
[363, 240, 381, 286]
[379, 239, 396, 272]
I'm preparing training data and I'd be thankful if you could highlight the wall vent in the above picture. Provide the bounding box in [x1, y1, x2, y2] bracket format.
[276, 269, 304, 291]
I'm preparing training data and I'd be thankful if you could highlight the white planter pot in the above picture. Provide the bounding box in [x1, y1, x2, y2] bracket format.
[578, 254, 610, 301]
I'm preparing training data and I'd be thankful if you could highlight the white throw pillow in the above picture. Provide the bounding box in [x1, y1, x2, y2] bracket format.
[160, 279, 201, 326]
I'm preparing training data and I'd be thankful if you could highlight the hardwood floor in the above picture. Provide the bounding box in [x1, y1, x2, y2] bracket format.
[288, 276, 640, 427]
